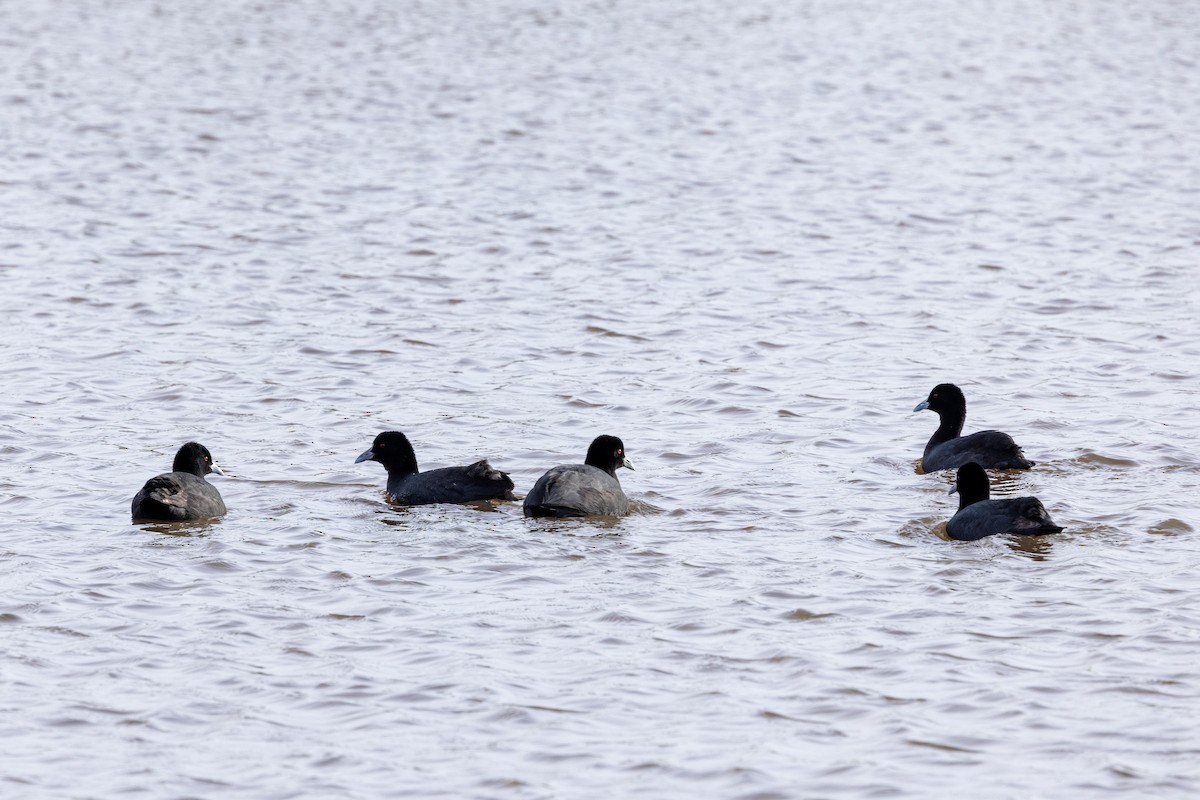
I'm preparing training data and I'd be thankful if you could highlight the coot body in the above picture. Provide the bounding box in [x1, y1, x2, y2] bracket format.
[355, 431, 514, 505]
[946, 462, 1063, 541]
[914, 383, 1034, 472]
[524, 435, 634, 518]
[131, 442, 226, 521]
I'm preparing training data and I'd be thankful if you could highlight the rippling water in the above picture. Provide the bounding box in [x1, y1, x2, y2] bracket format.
[2, 0, 1199, 797]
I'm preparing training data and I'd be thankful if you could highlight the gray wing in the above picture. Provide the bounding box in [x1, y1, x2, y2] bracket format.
[132, 472, 226, 521]
[523, 465, 628, 517]
[948, 498, 1061, 541]
[926, 430, 1034, 471]
[390, 460, 514, 505]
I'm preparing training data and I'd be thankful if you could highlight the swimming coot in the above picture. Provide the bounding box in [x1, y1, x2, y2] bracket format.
[946, 462, 1063, 541]
[913, 383, 1034, 472]
[354, 430, 514, 505]
[524, 435, 634, 518]
[131, 442, 226, 522]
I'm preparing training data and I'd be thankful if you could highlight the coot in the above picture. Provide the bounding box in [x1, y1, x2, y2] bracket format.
[354, 430, 514, 505]
[524, 435, 634, 518]
[914, 383, 1034, 472]
[946, 462, 1063, 541]
[131, 442, 226, 522]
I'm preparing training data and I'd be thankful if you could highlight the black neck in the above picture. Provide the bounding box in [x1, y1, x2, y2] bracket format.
[383, 456, 419, 477]
[958, 486, 988, 510]
[955, 464, 991, 508]
[927, 409, 965, 452]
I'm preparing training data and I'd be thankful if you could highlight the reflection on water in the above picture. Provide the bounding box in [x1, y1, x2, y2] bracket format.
[136, 520, 223, 538]
[1, 0, 1199, 797]
[1147, 519, 1193, 536]
[1004, 535, 1057, 560]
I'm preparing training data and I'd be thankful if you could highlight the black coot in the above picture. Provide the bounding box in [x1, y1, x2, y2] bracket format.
[524, 435, 634, 518]
[914, 383, 1034, 472]
[946, 462, 1063, 541]
[355, 431, 514, 505]
[131, 442, 226, 521]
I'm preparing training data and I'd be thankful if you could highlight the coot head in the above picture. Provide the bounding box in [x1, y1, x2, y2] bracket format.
[355, 431, 419, 475]
[173, 442, 224, 477]
[949, 462, 991, 508]
[584, 435, 635, 476]
[914, 383, 966, 415]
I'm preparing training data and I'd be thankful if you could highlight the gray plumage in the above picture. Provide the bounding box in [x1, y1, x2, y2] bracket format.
[355, 431, 514, 506]
[946, 462, 1063, 541]
[131, 442, 226, 521]
[914, 383, 1034, 472]
[524, 435, 633, 518]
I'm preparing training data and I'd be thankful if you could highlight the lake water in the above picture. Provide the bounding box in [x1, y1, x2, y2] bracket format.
[2, 0, 1199, 797]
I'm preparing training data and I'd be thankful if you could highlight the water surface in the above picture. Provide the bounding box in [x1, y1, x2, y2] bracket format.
[2, 1, 1199, 797]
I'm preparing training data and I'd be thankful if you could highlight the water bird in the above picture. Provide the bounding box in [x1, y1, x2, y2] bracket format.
[524, 435, 634, 518]
[131, 442, 226, 521]
[913, 383, 1034, 472]
[946, 462, 1063, 541]
[354, 430, 514, 505]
